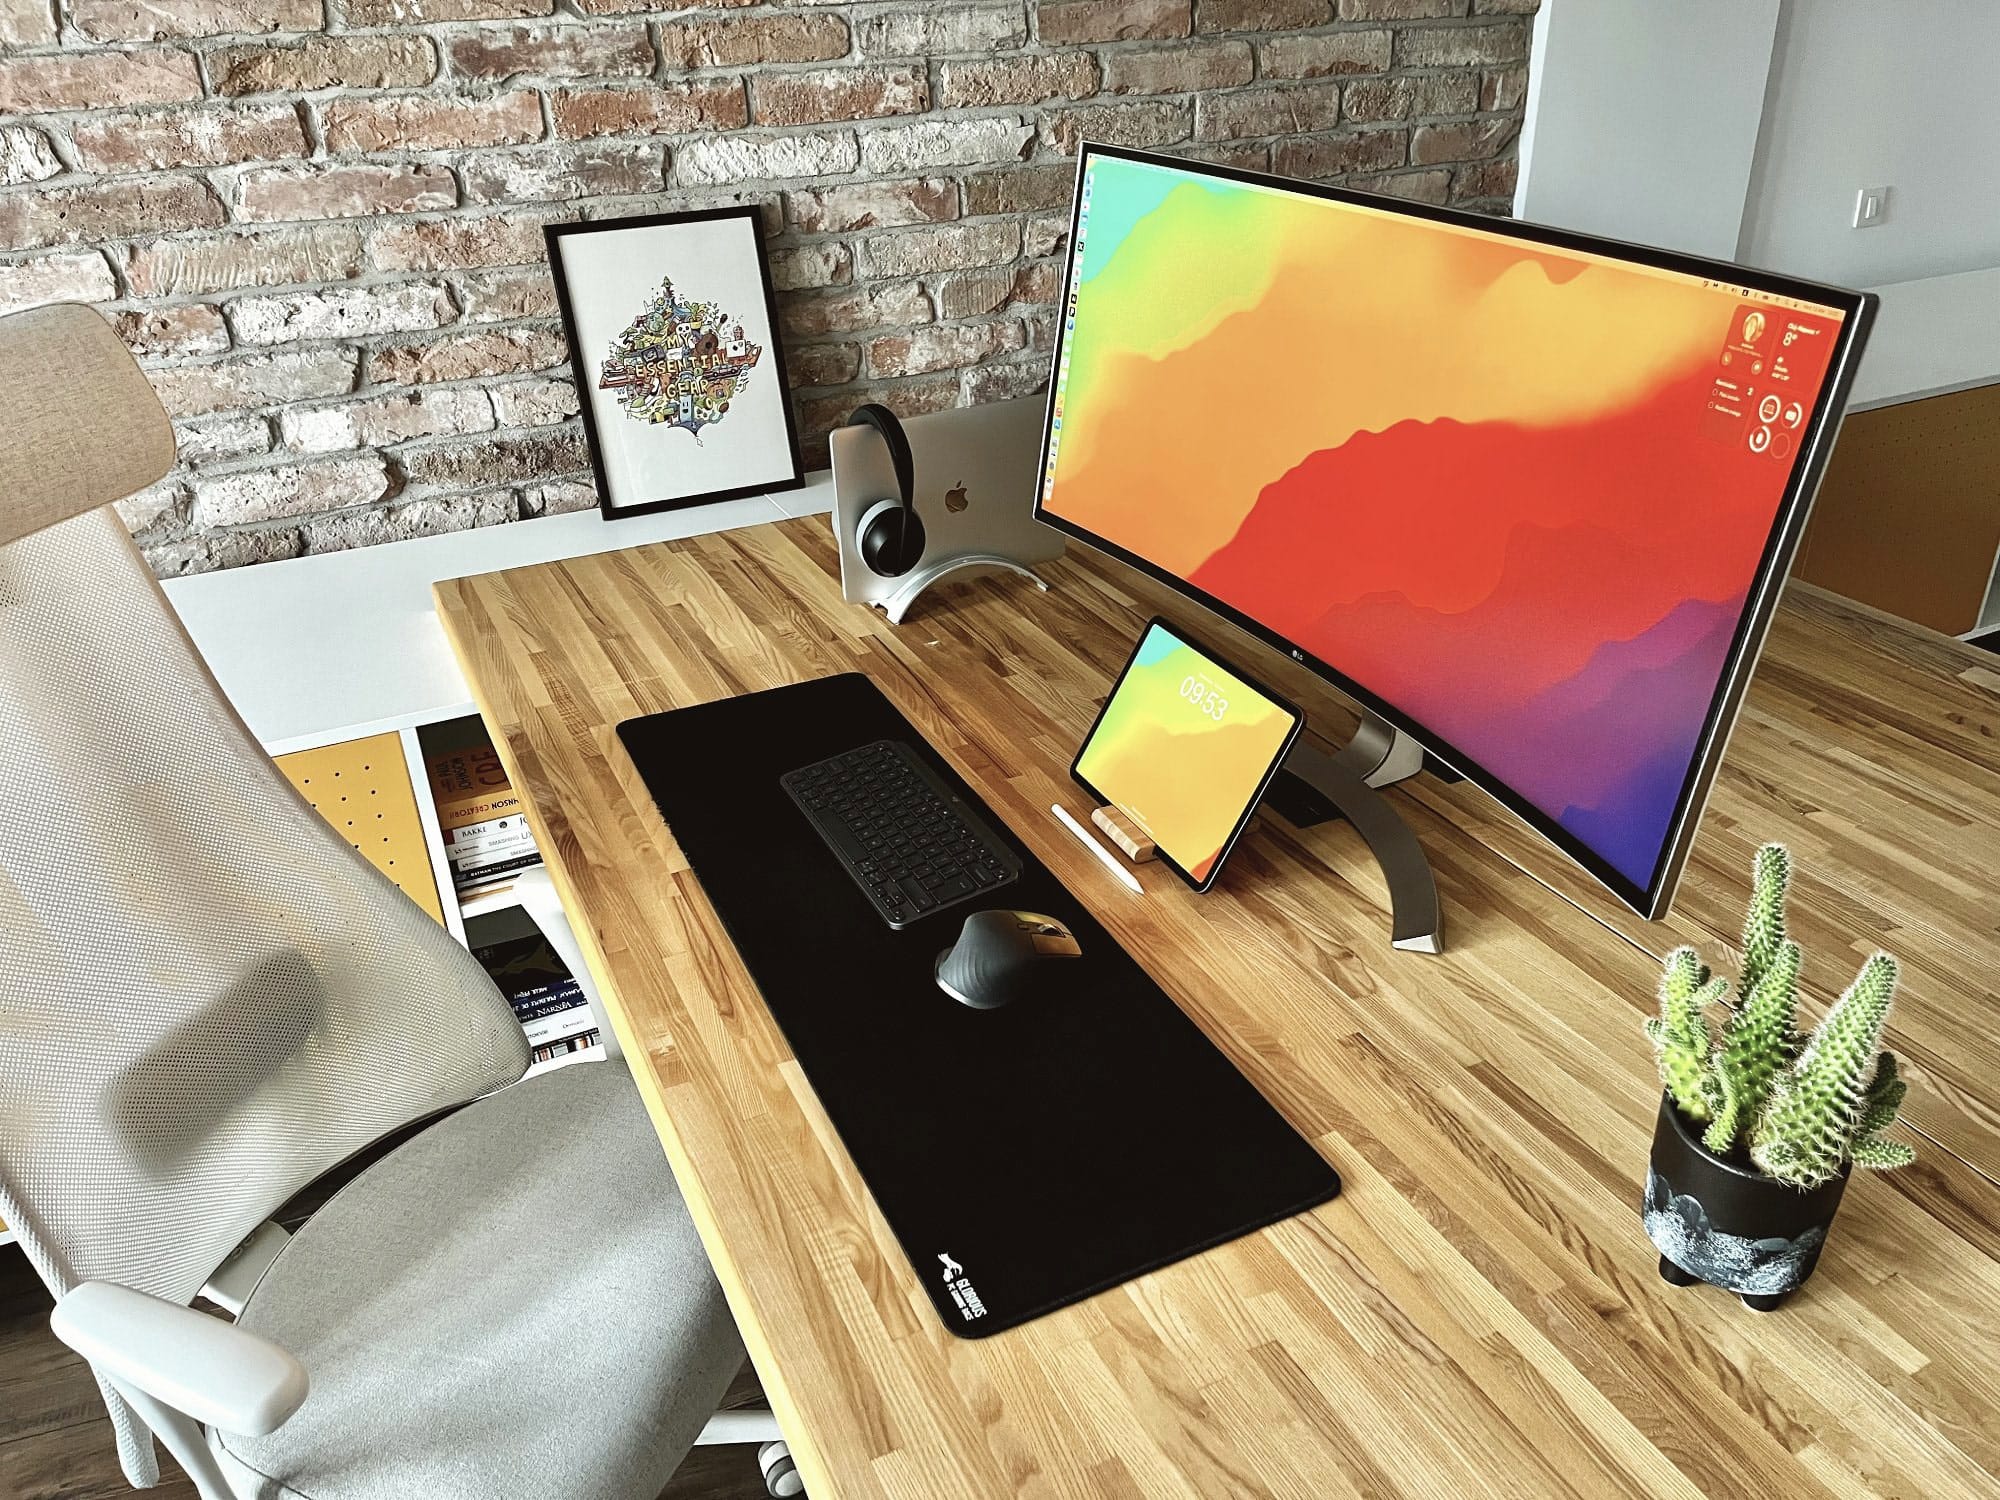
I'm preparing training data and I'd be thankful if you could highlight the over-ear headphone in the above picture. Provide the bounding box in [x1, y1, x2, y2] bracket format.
[845, 403, 927, 578]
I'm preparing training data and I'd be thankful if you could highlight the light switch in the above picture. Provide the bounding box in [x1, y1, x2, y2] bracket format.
[1853, 186, 1889, 229]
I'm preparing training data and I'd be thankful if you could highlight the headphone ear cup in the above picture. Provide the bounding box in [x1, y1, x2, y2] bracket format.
[858, 499, 927, 577]
[844, 403, 925, 579]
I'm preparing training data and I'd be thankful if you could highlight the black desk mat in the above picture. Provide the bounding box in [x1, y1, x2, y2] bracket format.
[618, 674, 1340, 1337]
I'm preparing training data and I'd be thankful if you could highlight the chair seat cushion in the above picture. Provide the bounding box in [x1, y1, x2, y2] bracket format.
[212, 1060, 744, 1500]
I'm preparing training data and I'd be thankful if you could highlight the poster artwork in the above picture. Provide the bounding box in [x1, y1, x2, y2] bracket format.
[598, 275, 764, 443]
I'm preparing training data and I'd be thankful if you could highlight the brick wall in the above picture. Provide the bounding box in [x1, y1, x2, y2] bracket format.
[0, 0, 1534, 575]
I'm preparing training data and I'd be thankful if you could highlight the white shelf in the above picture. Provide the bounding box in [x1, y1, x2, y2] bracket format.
[164, 490, 798, 746]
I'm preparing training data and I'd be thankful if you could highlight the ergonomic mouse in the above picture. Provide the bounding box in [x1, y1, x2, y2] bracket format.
[934, 910, 1081, 1009]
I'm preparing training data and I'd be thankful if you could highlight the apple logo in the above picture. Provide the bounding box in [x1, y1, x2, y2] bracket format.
[944, 480, 969, 513]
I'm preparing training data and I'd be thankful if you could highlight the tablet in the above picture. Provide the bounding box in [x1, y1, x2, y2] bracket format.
[1072, 619, 1304, 891]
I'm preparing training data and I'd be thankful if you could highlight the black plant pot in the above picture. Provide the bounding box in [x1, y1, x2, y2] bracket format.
[1642, 1095, 1851, 1311]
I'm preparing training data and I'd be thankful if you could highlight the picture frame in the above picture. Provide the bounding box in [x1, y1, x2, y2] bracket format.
[545, 208, 804, 520]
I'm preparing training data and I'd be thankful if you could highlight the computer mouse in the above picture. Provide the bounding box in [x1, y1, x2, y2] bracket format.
[934, 910, 1081, 1010]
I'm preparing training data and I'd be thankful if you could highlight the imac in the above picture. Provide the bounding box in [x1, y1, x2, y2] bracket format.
[1035, 146, 1874, 941]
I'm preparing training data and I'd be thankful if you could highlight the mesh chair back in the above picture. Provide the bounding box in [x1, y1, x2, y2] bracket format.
[0, 307, 531, 1484]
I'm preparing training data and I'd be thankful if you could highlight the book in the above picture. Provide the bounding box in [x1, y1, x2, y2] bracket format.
[426, 740, 540, 893]
[467, 909, 603, 1075]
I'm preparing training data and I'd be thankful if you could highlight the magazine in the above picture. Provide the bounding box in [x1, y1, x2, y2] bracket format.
[466, 907, 603, 1073]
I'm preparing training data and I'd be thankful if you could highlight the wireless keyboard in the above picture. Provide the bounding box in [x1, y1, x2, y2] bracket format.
[781, 739, 1021, 929]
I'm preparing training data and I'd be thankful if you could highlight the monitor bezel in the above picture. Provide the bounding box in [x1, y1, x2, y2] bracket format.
[1032, 142, 1877, 919]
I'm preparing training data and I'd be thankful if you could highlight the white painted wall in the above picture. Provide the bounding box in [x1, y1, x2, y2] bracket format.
[1514, 0, 1781, 260]
[1519, 0, 2000, 288]
[1740, 1, 2000, 285]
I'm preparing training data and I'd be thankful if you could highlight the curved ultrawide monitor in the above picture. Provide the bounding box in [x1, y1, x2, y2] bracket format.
[1034, 145, 1873, 918]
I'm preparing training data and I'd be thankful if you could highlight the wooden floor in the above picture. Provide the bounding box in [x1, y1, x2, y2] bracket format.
[0, 1249, 774, 1500]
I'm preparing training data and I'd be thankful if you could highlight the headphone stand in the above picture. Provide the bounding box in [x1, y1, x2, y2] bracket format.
[875, 553, 1052, 624]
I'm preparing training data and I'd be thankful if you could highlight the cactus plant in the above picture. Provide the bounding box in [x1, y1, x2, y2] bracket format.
[1750, 954, 1903, 1187]
[1644, 946, 1721, 1122]
[1708, 937, 1800, 1153]
[1738, 842, 1790, 995]
[1854, 1052, 1912, 1159]
[1644, 843, 1915, 1190]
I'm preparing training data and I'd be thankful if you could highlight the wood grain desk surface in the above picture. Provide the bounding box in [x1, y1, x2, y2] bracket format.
[436, 519, 2000, 1499]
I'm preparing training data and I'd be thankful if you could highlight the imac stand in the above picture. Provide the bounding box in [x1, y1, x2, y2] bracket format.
[1262, 712, 1444, 954]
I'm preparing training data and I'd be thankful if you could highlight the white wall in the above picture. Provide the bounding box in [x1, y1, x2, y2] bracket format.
[1516, 0, 2000, 630]
[1514, 0, 1781, 260]
[1740, 1, 2000, 285]
[1519, 0, 2000, 287]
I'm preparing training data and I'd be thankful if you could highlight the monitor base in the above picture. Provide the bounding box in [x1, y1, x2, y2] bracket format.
[1268, 714, 1443, 954]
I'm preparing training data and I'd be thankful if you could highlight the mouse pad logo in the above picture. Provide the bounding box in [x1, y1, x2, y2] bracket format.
[943, 481, 969, 513]
[937, 1252, 987, 1321]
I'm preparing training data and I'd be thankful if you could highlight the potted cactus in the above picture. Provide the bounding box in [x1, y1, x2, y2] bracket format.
[1642, 844, 1916, 1310]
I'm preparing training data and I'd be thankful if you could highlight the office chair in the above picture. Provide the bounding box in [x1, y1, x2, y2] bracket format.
[0, 304, 801, 1500]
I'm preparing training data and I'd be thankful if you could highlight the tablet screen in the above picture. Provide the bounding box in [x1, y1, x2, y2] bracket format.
[1072, 620, 1302, 889]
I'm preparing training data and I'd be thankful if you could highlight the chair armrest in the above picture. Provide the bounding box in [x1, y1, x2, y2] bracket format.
[51, 1282, 309, 1436]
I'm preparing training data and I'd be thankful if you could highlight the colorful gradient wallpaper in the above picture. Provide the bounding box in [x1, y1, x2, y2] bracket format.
[1042, 154, 1848, 895]
[1077, 623, 1298, 883]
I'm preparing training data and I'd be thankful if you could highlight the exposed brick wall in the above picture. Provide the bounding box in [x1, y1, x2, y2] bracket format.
[0, 0, 1534, 574]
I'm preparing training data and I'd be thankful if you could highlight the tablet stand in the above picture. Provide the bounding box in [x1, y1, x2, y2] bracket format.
[1261, 711, 1444, 954]
[1090, 804, 1156, 862]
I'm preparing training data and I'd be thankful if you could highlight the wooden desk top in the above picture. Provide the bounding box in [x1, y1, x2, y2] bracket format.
[436, 520, 2000, 1499]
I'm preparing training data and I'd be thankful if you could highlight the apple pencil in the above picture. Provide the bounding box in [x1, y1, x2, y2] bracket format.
[1051, 803, 1144, 894]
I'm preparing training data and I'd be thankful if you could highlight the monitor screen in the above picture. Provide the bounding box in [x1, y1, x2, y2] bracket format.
[1036, 146, 1871, 917]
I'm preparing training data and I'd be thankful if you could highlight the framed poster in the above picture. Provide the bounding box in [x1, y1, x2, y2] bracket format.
[546, 208, 804, 518]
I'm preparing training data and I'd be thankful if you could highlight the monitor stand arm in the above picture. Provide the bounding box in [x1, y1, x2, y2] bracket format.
[1263, 713, 1443, 954]
[1335, 711, 1428, 788]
